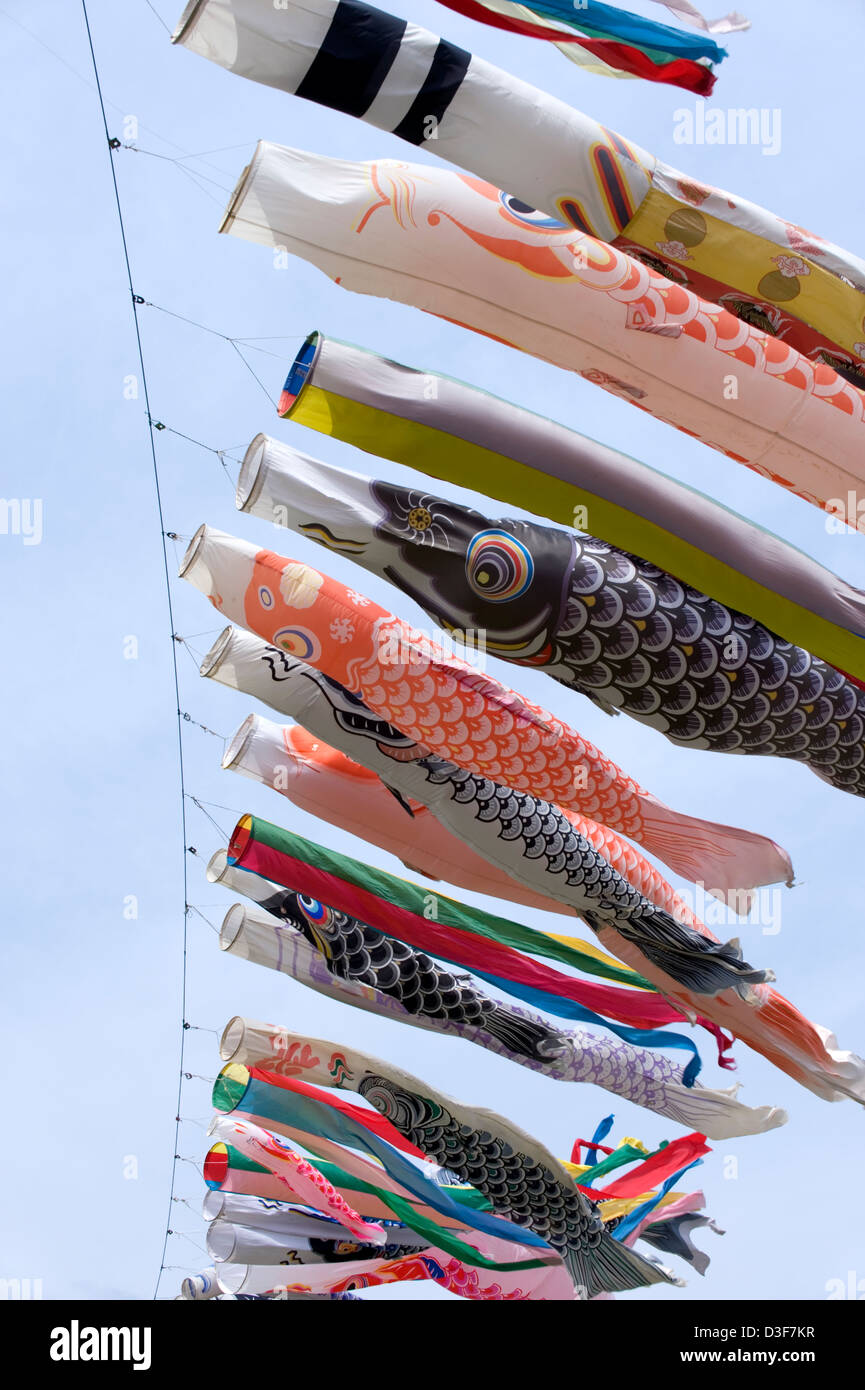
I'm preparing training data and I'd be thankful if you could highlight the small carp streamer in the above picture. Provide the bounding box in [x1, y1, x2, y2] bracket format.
[209, 848, 787, 1137]
[180, 523, 792, 896]
[210, 1033, 693, 1296]
[277, 333, 865, 684]
[197, 1120, 721, 1299]
[206, 1107, 577, 1285]
[200, 626, 865, 1104]
[200, 1039, 722, 1297]
[173, 0, 865, 384]
[218, 143, 865, 519]
[239, 438, 865, 798]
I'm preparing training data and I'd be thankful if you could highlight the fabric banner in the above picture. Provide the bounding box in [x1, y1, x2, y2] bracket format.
[216, 891, 785, 1137]
[239, 437, 865, 798]
[277, 334, 865, 684]
[173, 0, 865, 374]
[203, 1115, 386, 1244]
[208, 1107, 564, 1276]
[202, 1187, 427, 1246]
[425, 0, 726, 91]
[220, 143, 865, 517]
[181, 523, 792, 897]
[223, 1013, 780, 1153]
[226, 809, 771, 1008]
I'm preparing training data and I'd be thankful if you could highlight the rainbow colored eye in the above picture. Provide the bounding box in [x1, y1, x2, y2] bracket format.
[298, 896, 330, 926]
[466, 530, 534, 603]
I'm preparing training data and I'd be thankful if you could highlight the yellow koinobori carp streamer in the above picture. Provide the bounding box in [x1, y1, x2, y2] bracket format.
[239, 437, 865, 799]
[173, 0, 865, 396]
[198, 625, 865, 1106]
[275, 334, 865, 687]
[217, 144, 865, 521]
[179, 522, 792, 899]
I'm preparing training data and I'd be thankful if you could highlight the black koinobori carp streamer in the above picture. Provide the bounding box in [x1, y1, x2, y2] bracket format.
[276, 333, 865, 687]
[238, 436, 865, 799]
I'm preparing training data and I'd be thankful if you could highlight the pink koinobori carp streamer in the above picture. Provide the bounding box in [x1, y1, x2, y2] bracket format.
[180, 523, 791, 900]
[199, 624, 865, 1106]
[219, 144, 865, 522]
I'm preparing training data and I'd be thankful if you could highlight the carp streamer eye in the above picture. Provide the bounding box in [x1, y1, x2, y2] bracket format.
[466, 529, 534, 602]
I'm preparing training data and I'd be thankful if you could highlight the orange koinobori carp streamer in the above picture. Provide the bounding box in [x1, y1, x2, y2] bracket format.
[180, 523, 791, 900]
[198, 624, 865, 1106]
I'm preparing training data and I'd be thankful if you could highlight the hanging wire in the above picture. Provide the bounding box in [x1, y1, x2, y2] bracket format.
[80, 0, 195, 1302]
[122, 144, 234, 196]
[142, 0, 171, 35]
[187, 795, 233, 841]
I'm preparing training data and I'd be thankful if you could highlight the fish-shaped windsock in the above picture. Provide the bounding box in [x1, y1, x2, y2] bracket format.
[278, 333, 865, 684]
[239, 438, 865, 800]
[198, 629, 865, 1106]
[222, 708, 715, 933]
[212, 867, 786, 1138]
[174, 0, 865, 381]
[213, 1036, 675, 1297]
[219, 143, 865, 517]
[180, 524, 792, 897]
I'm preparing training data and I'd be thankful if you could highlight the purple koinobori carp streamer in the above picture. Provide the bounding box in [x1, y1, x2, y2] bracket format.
[207, 850, 787, 1139]
[180, 521, 792, 901]
[238, 437, 865, 800]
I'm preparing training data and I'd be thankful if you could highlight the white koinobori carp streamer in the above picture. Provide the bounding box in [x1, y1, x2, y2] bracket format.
[198, 627, 865, 1107]
[211, 865, 787, 1138]
[216, 143, 865, 514]
[180, 522, 792, 901]
[173, 0, 865, 393]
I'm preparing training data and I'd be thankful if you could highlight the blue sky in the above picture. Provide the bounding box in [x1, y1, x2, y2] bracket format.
[2, 0, 864, 1302]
